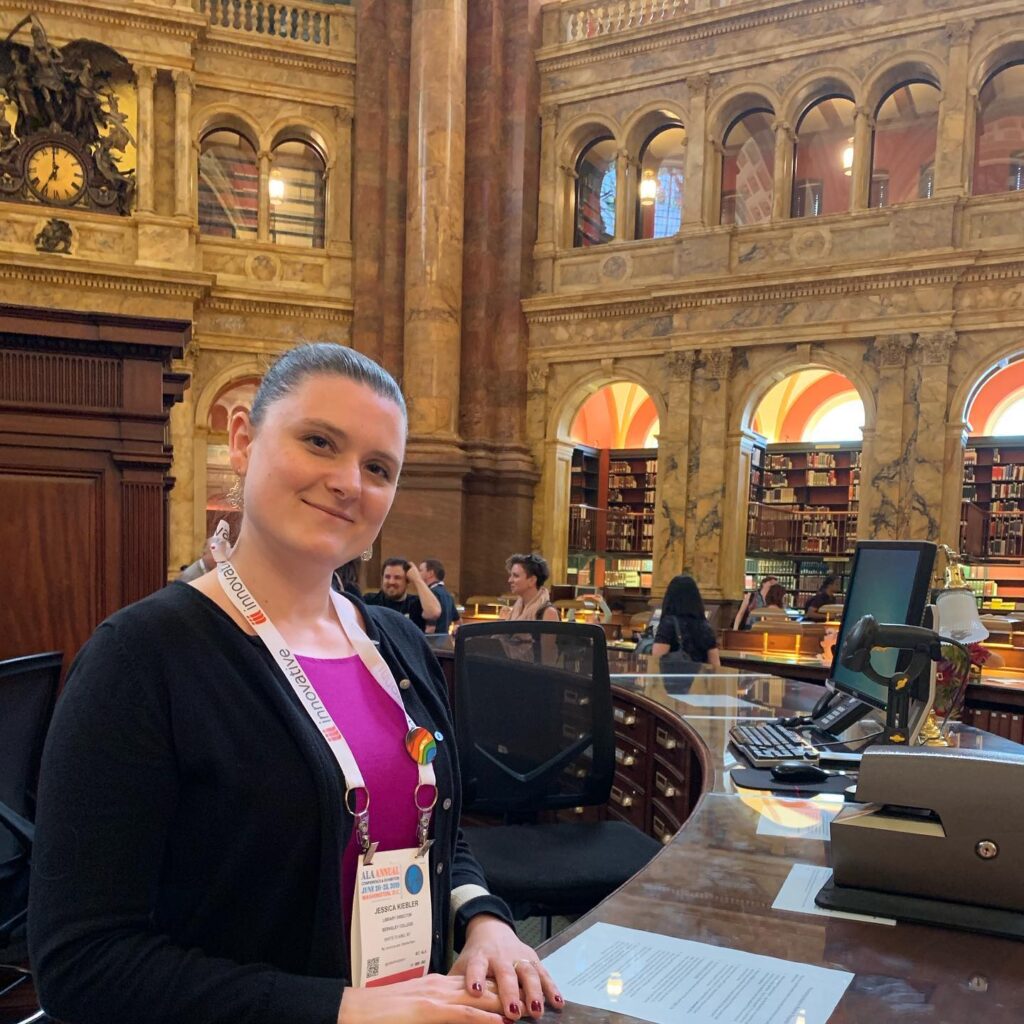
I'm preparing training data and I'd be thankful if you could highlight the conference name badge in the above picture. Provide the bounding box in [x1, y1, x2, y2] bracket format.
[351, 847, 433, 988]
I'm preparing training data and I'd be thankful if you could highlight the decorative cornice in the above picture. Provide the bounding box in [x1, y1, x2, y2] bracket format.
[200, 39, 356, 76]
[945, 18, 976, 44]
[523, 263, 975, 325]
[0, 0, 208, 39]
[0, 260, 211, 299]
[873, 333, 914, 368]
[916, 328, 957, 365]
[538, 0, 861, 74]
[201, 296, 352, 322]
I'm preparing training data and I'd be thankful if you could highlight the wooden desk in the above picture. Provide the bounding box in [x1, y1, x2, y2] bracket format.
[537, 672, 1024, 1022]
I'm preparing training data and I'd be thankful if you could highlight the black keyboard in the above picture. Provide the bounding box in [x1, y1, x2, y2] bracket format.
[729, 721, 820, 768]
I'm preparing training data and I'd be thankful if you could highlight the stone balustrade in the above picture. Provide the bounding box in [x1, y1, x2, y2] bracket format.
[554, 0, 687, 44]
[196, 0, 349, 51]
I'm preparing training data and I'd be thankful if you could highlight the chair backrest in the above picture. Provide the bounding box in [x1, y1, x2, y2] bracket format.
[453, 621, 614, 816]
[0, 652, 62, 861]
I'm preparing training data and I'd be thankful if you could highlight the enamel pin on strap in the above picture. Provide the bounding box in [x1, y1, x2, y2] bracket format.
[212, 525, 436, 858]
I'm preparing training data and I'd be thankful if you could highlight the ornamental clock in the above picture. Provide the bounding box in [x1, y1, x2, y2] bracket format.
[25, 139, 88, 206]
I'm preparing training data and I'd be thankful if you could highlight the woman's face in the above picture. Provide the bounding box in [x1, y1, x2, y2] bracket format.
[230, 374, 405, 568]
[507, 563, 537, 596]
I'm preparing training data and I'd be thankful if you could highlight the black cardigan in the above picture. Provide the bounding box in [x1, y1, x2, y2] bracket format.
[29, 582, 512, 1024]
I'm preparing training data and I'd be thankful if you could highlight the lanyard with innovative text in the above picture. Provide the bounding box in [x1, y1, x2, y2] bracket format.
[214, 551, 437, 858]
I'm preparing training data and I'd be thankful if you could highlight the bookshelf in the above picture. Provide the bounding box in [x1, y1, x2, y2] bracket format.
[743, 555, 851, 609]
[568, 445, 657, 593]
[961, 436, 1024, 611]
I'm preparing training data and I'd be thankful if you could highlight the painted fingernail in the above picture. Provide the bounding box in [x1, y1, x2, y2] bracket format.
[531, 1000, 543, 1013]
[471, 982, 482, 994]
[554, 994, 565, 1005]
[509, 1003, 521, 1016]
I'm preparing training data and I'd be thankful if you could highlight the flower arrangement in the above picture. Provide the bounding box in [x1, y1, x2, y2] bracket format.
[934, 642, 992, 719]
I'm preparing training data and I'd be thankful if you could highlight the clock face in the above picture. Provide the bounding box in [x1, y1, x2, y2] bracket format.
[26, 143, 87, 205]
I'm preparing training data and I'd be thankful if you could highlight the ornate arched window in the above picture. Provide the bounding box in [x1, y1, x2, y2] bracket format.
[269, 139, 327, 248]
[635, 124, 686, 239]
[973, 63, 1024, 196]
[791, 95, 856, 218]
[573, 136, 617, 246]
[870, 81, 941, 207]
[198, 129, 259, 240]
[720, 109, 774, 225]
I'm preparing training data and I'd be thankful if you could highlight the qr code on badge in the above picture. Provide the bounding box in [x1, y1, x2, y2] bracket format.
[366, 957, 380, 980]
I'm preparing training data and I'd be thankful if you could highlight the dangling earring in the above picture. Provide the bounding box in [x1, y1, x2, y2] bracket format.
[360, 546, 373, 562]
[227, 476, 244, 511]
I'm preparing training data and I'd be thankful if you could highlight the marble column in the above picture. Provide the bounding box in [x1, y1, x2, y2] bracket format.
[540, 438, 576, 586]
[687, 348, 732, 599]
[135, 65, 156, 214]
[167, 353, 196, 577]
[534, 103, 559, 291]
[933, 19, 976, 196]
[904, 330, 957, 541]
[704, 138, 723, 228]
[172, 69, 193, 219]
[332, 106, 353, 244]
[721, 428, 760, 599]
[652, 352, 696, 594]
[614, 148, 632, 241]
[257, 150, 271, 243]
[942, 420, 971, 553]
[770, 120, 794, 220]
[861, 334, 912, 539]
[402, 0, 467, 440]
[682, 74, 710, 227]
[850, 105, 873, 211]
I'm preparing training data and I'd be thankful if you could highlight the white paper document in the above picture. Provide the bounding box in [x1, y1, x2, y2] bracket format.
[773, 863, 896, 926]
[671, 693, 757, 709]
[756, 798, 843, 841]
[542, 921, 853, 1024]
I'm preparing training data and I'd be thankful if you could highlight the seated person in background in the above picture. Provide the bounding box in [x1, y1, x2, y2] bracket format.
[753, 582, 790, 620]
[652, 574, 721, 667]
[501, 552, 561, 622]
[732, 574, 779, 630]
[803, 573, 840, 622]
[415, 558, 460, 634]
[363, 556, 441, 626]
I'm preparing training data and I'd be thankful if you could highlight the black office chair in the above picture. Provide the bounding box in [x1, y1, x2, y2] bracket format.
[454, 622, 660, 933]
[0, 651, 62, 1021]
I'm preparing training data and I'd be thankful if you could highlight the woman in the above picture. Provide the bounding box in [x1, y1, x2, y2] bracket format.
[651, 574, 721, 668]
[501, 553, 560, 622]
[30, 344, 561, 1024]
[732, 574, 778, 630]
[761, 582, 789, 615]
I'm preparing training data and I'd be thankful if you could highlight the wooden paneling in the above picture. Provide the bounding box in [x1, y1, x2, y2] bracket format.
[0, 470, 101, 671]
[0, 305, 188, 675]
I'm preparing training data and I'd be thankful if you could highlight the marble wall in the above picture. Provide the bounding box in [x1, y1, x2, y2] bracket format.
[529, 0, 1024, 598]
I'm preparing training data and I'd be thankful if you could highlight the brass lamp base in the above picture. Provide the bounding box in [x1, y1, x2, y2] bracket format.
[918, 710, 950, 747]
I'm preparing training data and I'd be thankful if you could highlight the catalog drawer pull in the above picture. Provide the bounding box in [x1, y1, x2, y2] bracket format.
[614, 707, 637, 727]
[655, 771, 677, 798]
[652, 814, 674, 845]
[615, 746, 637, 767]
[610, 785, 634, 808]
[655, 726, 677, 750]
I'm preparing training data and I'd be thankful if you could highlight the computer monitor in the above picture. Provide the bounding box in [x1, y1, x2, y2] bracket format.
[830, 540, 937, 709]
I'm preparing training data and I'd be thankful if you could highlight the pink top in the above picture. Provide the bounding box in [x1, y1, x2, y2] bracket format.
[295, 654, 423, 933]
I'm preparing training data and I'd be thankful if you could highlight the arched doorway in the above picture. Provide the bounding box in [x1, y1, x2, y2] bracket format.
[960, 357, 1024, 609]
[744, 370, 864, 614]
[204, 377, 258, 542]
[567, 382, 660, 594]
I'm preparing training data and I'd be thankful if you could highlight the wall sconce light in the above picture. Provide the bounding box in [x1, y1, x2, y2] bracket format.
[841, 141, 854, 176]
[268, 175, 285, 203]
[639, 169, 658, 206]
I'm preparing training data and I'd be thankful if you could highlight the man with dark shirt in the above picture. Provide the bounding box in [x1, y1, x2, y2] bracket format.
[415, 559, 461, 635]
[804, 574, 841, 622]
[364, 557, 441, 625]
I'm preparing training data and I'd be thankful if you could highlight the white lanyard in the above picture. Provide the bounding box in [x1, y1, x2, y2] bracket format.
[214, 553, 437, 857]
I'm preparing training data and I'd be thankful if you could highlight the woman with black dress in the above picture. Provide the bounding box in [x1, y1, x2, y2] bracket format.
[650, 574, 721, 668]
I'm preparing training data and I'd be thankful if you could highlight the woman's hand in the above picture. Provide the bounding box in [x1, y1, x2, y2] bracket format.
[337, 973, 506, 1024]
[450, 914, 564, 1020]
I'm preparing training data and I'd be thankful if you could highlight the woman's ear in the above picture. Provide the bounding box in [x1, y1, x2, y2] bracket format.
[229, 408, 255, 477]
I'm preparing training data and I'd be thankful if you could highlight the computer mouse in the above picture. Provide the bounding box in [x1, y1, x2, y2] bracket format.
[770, 761, 829, 784]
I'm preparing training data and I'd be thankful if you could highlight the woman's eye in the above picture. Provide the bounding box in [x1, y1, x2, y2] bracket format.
[367, 462, 391, 481]
[304, 435, 332, 451]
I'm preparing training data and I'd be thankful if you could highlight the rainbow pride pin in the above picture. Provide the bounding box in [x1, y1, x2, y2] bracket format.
[405, 726, 438, 765]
